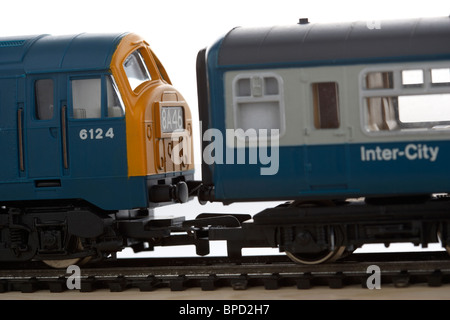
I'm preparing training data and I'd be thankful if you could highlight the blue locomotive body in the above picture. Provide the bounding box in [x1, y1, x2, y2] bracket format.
[0, 33, 196, 265]
[0, 33, 194, 211]
[0, 34, 140, 210]
[198, 17, 450, 203]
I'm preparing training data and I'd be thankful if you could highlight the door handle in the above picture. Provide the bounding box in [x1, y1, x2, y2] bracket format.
[49, 127, 58, 138]
[61, 105, 68, 169]
[17, 108, 24, 172]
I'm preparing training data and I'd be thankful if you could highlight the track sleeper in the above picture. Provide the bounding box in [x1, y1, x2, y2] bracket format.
[170, 275, 187, 291]
[393, 271, 410, 288]
[108, 276, 128, 292]
[137, 276, 160, 291]
[231, 274, 248, 290]
[48, 277, 67, 293]
[80, 276, 96, 292]
[0, 280, 9, 293]
[329, 272, 345, 289]
[296, 273, 313, 289]
[428, 270, 443, 287]
[20, 277, 38, 293]
[200, 274, 218, 291]
[263, 273, 280, 290]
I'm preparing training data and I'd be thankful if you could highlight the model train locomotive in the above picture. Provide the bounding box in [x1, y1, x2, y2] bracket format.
[2, 16, 450, 267]
[0, 33, 194, 267]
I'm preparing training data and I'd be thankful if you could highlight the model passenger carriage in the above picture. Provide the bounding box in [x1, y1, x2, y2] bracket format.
[196, 17, 450, 263]
[0, 33, 194, 267]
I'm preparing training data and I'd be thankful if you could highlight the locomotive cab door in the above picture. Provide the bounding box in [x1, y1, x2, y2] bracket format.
[66, 74, 127, 194]
[26, 76, 63, 181]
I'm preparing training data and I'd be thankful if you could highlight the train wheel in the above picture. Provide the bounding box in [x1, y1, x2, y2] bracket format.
[42, 237, 91, 269]
[285, 226, 346, 265]
[285, 245, 346, 265]
[43, 257, 82, 269]
[284, 201, 346, 264]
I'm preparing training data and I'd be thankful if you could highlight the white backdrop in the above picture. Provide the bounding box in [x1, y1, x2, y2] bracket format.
[2, 0, 449, 257]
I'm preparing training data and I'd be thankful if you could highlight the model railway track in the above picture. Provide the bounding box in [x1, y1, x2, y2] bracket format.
[0, 251, 450, 293]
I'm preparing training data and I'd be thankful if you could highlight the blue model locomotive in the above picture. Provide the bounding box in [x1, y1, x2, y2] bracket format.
[0, 33, 195, 267]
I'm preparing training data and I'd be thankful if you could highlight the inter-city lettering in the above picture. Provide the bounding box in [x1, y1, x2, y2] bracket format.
[361, 144, 439, 162]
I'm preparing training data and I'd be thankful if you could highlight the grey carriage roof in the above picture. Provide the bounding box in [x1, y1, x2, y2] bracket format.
[217, 16, 450, 66]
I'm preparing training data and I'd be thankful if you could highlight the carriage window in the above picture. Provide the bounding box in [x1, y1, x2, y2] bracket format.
[402, 69, 423, 87]
[236, 78, 251, 96]
[35, 79, 54, 120]
[264, 77, 279, 95]
[312, 82, 340, 129]
[364, 96, 398, 131]
[72, 78, 101, 119]
[365, 71, 393, 89]
[398, 94, 450, 123]
[362, 66, 450, 133]
[431, 68, 450, 85]
[123, 50, 152, 91]
[233, 73, 285, 138]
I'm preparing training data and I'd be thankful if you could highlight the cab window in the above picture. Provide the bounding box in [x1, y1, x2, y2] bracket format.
[71, 75, 125, 119]
[123, 50, 152, 91]
[150, 49, 171, 84]
[72, 78, 102, 119]
[35, 79, 54, 120]
[106, 76, 125, 118]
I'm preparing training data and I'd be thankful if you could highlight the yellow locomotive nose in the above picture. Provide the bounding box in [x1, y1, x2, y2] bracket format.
[149, 89, 193, 176]
[110, 33, 194, 205]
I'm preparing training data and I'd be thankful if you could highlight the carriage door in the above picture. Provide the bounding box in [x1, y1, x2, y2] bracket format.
[305, 79, 348, 191]
[27, 77, 63, 180]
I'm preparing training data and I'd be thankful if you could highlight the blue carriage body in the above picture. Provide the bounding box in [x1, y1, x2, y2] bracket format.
[200, 17, 450, 203]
